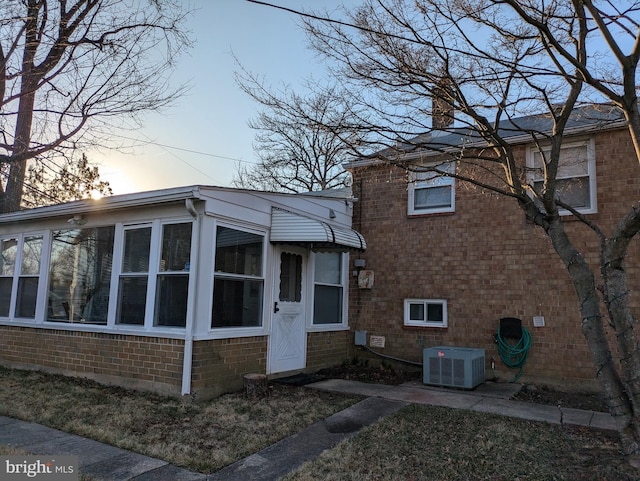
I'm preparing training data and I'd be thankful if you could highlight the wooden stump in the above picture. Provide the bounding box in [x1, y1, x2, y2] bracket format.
[243, 373, 268, 398]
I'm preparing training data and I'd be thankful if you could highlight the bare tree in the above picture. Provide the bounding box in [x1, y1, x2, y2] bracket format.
[233, 67, 362, 192]
[0, 0, 191, 213]
[20, 153, 112, 207]
[250, 0, 640, 460]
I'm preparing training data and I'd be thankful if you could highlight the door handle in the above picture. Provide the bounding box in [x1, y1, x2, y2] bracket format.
[274, 302, 280, 313]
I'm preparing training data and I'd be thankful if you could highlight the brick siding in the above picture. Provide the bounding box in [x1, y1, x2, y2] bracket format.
[348, 128, 640, 389]
[0, 326, 185, 395]
[191, 336, 268, 400]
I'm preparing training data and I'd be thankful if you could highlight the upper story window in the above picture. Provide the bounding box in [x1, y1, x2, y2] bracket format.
[408, 162, 455, 215]
[527, 139, 597, 215]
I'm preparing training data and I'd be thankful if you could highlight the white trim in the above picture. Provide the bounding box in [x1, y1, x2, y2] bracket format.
[404, 298, 448, 328]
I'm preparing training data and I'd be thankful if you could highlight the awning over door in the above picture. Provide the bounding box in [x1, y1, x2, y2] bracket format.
[270, 209, 366, 252]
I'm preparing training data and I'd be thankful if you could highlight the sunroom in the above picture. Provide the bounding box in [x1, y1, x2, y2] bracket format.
[0, 185, 365, 399]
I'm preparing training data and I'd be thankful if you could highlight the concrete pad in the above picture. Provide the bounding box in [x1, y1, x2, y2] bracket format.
[25, 434, 127, 468]
[590, 411, 619, 431]
[0, 419, 67, 448]
[471, 398, 562, 424]
[561, 407, 594, 427]
[82, 452, 167, 481]
[130, 464, 210, 481]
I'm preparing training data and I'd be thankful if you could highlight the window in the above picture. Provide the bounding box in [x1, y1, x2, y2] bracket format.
[155, 223, 192, 327]
[404, 299, 448, 328]
[212, 226, 264, 328]
[116, 227, 151, 325]
[48, 227, 115, 324]
[279, 252, 302, 302]
[313, 252, 344, 325]
[528, 139, 596, 214]
[408, 162, 455, 215]
[16, 236, 43, 318]
[0, 235, 44, 319]
[0, 238, 18, 317]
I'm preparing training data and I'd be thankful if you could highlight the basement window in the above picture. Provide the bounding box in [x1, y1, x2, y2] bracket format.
[404, 299, 448, 328]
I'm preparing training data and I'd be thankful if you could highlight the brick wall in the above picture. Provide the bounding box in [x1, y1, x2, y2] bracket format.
[0, 326, 185, 396]
[348, 128, 640, 389]
[191, 336, 268, 400]
[306, 330, 350, 369]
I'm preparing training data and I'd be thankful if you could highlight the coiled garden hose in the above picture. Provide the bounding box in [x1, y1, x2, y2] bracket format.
[495, 325, 532, 382]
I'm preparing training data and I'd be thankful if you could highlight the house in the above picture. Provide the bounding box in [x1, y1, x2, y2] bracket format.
[345, 104, 640, 390]
[0, 185, 365, 399]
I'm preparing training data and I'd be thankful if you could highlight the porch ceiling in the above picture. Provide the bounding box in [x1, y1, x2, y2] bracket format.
[270, 209, 366, 252]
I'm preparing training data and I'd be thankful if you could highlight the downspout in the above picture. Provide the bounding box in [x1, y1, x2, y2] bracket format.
[182, 198, 200, 397]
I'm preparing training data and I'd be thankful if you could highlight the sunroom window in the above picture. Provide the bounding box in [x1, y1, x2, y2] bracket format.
[212, 226, 264, 328]
[0, 238, 18, 317]
[116, 226, 151, 325]
[16, 236, 43, 318]
[48, 227, 115, 324]
[155, 223, 192, 327]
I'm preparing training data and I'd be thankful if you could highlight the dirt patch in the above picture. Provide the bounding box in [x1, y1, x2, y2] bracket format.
[513, 383, 608, 412]
[317, 361, 421, 386]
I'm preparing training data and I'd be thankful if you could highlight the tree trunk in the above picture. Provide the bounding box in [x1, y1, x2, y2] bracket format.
[545, 217, 640, 455]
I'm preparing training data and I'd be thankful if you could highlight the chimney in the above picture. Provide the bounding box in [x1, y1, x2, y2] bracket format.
[432, 79, 455, 130]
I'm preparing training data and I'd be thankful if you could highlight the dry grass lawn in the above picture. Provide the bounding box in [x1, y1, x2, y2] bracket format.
[3, 365, 640, 480]
[284, 403, 639, 481]
[0, 366, 358, 473]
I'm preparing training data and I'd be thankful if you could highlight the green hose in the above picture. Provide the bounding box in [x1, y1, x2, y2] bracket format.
[496, 325, 532, 382]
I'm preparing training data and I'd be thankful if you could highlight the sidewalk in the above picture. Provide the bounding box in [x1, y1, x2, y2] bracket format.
[0, 379, 619, 481]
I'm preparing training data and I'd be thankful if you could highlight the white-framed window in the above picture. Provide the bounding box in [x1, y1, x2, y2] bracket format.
[312, 251, 346, 325]
[155, 222, 192, 327]
[527, 138, 597, 215]
[48, 226, 115, 325]
[408, 162, 455, 215]
[116, 225, 152, 326]
[0, 235, 44, 319]
[212, 225, 265, 329]
[404, 298, 448, 328]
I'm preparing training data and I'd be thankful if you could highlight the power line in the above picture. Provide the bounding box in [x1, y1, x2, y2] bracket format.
[110, 133, 259, 165]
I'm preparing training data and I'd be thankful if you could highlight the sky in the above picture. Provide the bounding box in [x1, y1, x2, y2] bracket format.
[95, 1, 346, 195]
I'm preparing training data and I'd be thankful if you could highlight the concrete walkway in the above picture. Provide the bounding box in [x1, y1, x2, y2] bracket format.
[0, 380, 618, 481]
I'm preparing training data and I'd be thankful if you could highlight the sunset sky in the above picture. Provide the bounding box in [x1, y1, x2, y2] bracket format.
[95, 1, 346, 194]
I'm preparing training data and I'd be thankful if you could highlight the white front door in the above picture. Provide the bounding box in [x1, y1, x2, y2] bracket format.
[268, 246, 307, 374]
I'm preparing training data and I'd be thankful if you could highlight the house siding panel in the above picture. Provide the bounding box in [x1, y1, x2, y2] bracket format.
[348, 128, 640, 390]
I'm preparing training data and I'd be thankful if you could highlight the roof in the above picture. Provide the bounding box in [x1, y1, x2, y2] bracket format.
[345, 103, 626, 167]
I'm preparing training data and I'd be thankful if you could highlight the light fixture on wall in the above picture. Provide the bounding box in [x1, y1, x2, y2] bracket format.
[67, 215, 86, 226]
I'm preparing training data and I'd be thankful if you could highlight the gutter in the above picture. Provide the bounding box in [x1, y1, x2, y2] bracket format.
[181, 198, 200, 397]
[0, 185, 204, 225]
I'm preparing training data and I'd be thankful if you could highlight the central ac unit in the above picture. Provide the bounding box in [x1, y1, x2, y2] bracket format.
[423, 346, 485, 389]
